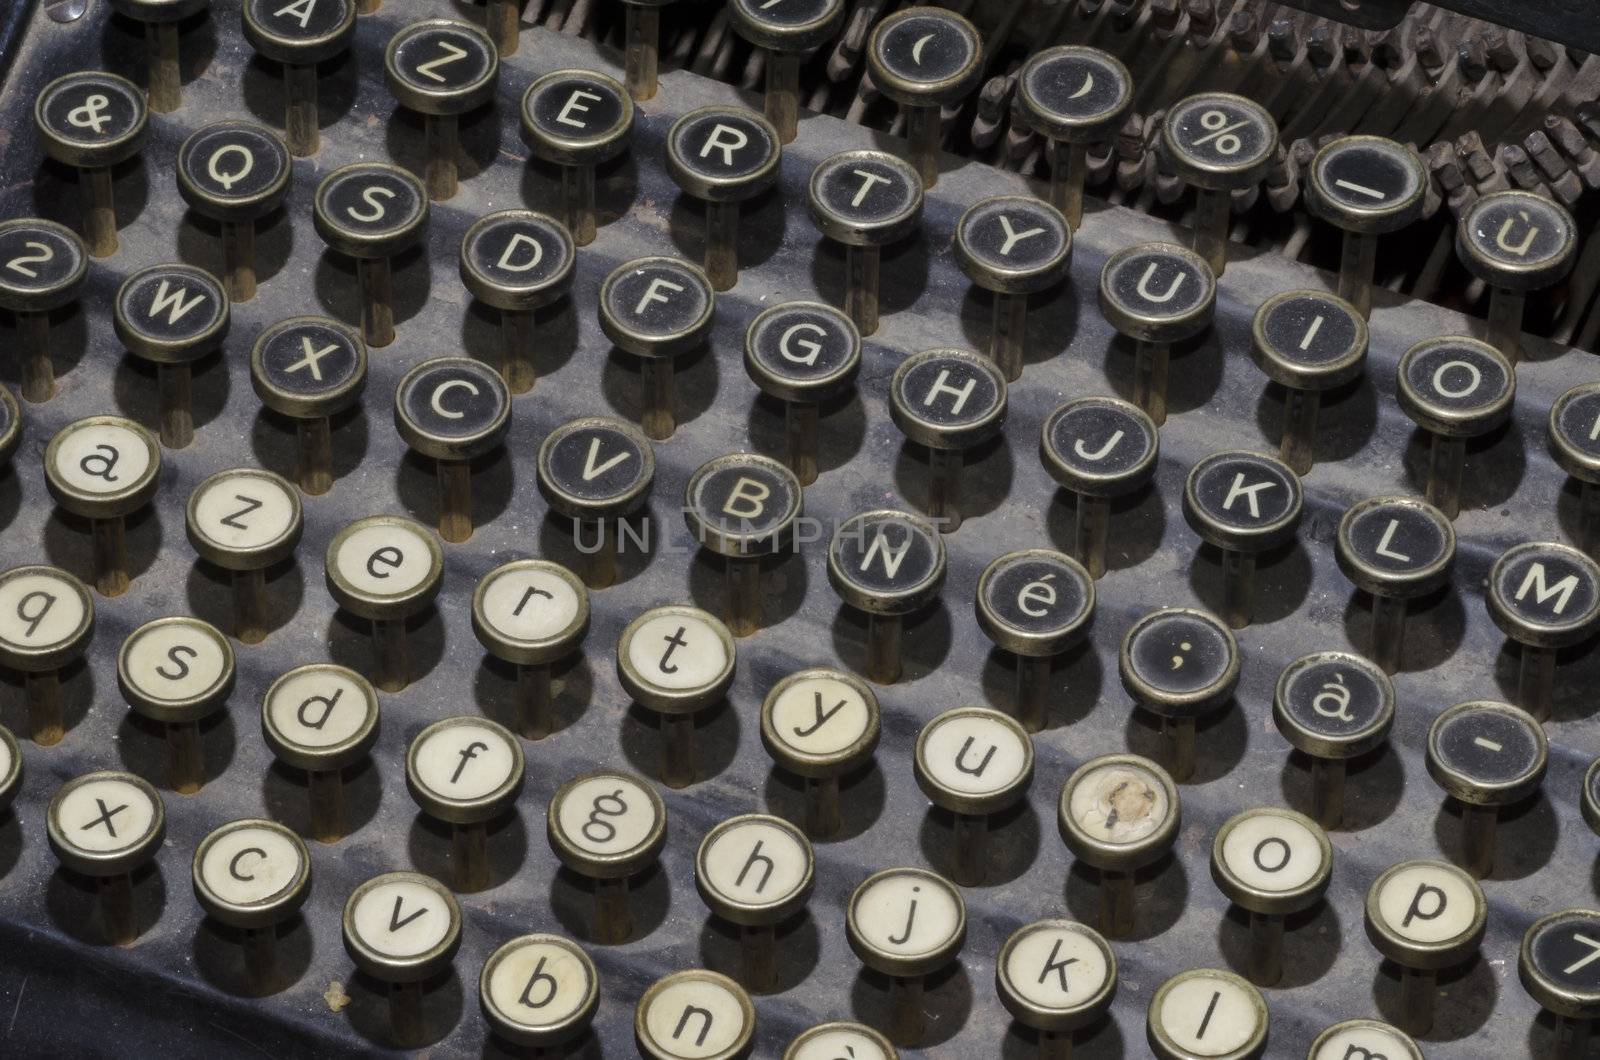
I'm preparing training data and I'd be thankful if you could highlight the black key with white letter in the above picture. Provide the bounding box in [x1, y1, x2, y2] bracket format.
[394, 357, 512, 543]
[1272, 652, 1394, 829]
[1396, 335, 1514, 520]
[955, 196, 1073, 381]
[865, 6, 983, 188]
[0, 218, 87, 401]
[1550, 382, 1600, 557]
[826, 509, 946, 684]
[33, 71, 147, 257]
[537, 416, 656, 588]
[250, 316, 368, 496]
[1426, 700, 1548, 878]
[458, 210, 574, 394]
[683, 453, 803, 636]
[728, 0, 845, 143]
[521, 70, 633, 246]
[975, 549, 1094, 732]
[1098, 242, 1216, 426]
[889, 347, 1008, 534]
[1335, 496, 1455, 673]
[1521, 909, 1600, 1059]
[1487, 541, 1600, 722]
[113, 263, 230, 449]
[1160, 92, 1277, 276]
[176, 121, 291, 302]
[1120, 607, 1239, 782]
[312, 162, 428, 347]
[383, 19, 499, 201]
[1457, 190, 1578, 364]
[1016, 45, 1133, 226]
[744, 301, 861, 486]
[807, 150, 923, 336]
[1183, 450, 1302, 629]
[1249, 290, 1368, 473]
[1040, 396, 1159, 579]
[666, 106, 781, 291]
[242, 0, 356, 156]
[1306, 136, 1426, 318]
[598, 256, 716, 440]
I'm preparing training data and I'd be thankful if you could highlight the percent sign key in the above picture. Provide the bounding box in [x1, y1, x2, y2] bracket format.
[1161, 92, 1277, 189]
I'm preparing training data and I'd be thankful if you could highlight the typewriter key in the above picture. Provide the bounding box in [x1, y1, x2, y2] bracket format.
[759, 667, 881, 839]
[43, 416, 161, 597]
[406, 716, 525, 891]
[1249, 291, 1368, 473]
[0, 726, 18, 815]
[536, 416, 656, 589]
[313, 162, 428, 347]
[1210, 807, 1332, 987]
[175, 121, 290, 302]
[1426, 700, 1547, 879]
[547, 769, 667, 944]
[471, 560, 589, 740]
[324, 515, 445, 691]
[955, 196, 1073, 381]
[695, 813, 815, 993]
[0, 218, 87, 401]
[995, 919, 1117, 1060]
[46, 770, 165, 945]
[784, 1022, 897, 1060]
[33, 71, 147, 257]
[865, 6, 984, 188]
[1550, 383, 1600, 556]
[619, 0, 677, 102]
[117, 616, 234, 794]
[1364, 859, 1486, 1037]
[0, 565, 93, 745]
[1160, 92, 1278, 277]
[480, 935, 600, 1051]
[975, 549, 1094, 732]
[744, 301, 861, 485]
[636, 969, 755, 1060]
[1098, 242, 1216, 426]
[616, 605, 736, 788]
[261, 663, 380, 843]
[598, 256, 716, 440]
[1016, 45, 1133, 226]
[1487, 541, 1600, 722]
[728, 0, 844, 143]
[1520, 910, 1600, 1059]
[666, 107, 781, 291]
[458, 210, 574, 393]
[185, 468, 302, 644]
[1058, 753, 1180, 937]
[1335, 496, 1455, 674]
[845, 867, 966, 1046]
[394, 356, 512, 543]
[683, 453, 802, 636]
[250, 316, 367, 496]
[1040, 396, 1159, 579]
[1272, 652, 1394, 829]
[1121, 607, 1239, 781]
[113, 262, 230, 449]
[383, 19, 499, 201]
[242, 0, 356, 157]
[521, 70, 634, 246]
[807, 150, 923, 336]
[889, 347, 1007, 534]
[1306, 137, 1426, 319]
[1396, 336, 1514, 520]
[342, 871, 462, 1047]
[1307, 1020, 1422, 1060]
[1146, 968, 1268, 1060]
[1585, 758, 1600, 840]
[913, 706, 1033, 886]
[1183, 451, 1302, 629]
[191, 818, 311, 994]
[1457, 190, 1577, 365]
[827, 509, 946, 684]
[108, 0, 206, 113]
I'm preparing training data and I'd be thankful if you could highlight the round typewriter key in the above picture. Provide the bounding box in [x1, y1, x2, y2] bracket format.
[242, 0, 356, 156]
[185, 468, 302, 644]
[1426, 700, 1547, 878]
[384, 19, 499, 201]
[996, 919, 1117, 1056]
[1272, 652, 1394, 829]
[760, 667, 880, 839]
[537, 415, 656, 588]
[34, 71, 147, 257]
[729, 0, 844, 143]
[117, 616, 234, 794]
[784, 1022, 897, 1060]
[1457, 189, 1577, 365]
[0, 725, 19, 816]
[324, 515, 445, 691]
[1040, 396, 1159, 579]
[1099, 242, 1216, 426]
[1307, 1020, 1421, 1060]
[113, 262, 230, 449]
[1058, 753, 1180, 937]
[250, 316, 367, 495]
[598, 256, 716, 440]
[975, 549, 1094, 732]
[683, 453, 803, 636]
[1147, 968, 1268, 1060]
[1306, 136, 1426, 319]
[472, 560, 589, 740]
[1335, 495, 1455, 674]
[0, 218, 87, 401]
[480, 934, 600, 1051]
[845, 867, 966, 1046]
[458, 210, 574, 394]
[406, 716, 525, 891]
[889, 347, 1007, 534]
[619, 0, 677, 102]
[616, 605, 736, 788]
[807, 150, 923, 336]
[261, 663, 380, 843]
[0, 565, 93, 745]
[865, 6, 983, 188]
[744, 301, 861, 485]
[1585, 757, 1600, 840]
[175, 121, 290, 302]
[826, 509, 946, 684]
[313, 162, 428, 347]
[1396, 335, 1514, 520]
[666, 107, 781, 291]
[47, 770, 165, 945]
[343, 871, 462, 1047]
[1521, 909, 1600, 1058]
[695, 813, 815, 993]
[636, 968, 755, 1060]
[1121, 607, 1239, 781]
[1249, 291, 1368, 473]
[1160, 92, 1278, 276]
[1016, 45, 1133, 226]
[1487, 541, 1600, 723]
[913, 706, 1033, 885]
[394, 356, 511, 543]
[1210, 807, 1332, 986]
[43, 416, 161, 597]
[1365, 859, 1486, 1036]
[1550, 382, 1600, 556]
[192, 818, 311, 993]
[1183, 450, 1302, 629]
[521, 70, 633, 246]
[108, 0, 207, 113]
[548, 769, 667, 944]
[955, 196, 1073, 381]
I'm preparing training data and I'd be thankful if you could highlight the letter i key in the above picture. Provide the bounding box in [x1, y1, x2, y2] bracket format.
[0, 565, 94, 745]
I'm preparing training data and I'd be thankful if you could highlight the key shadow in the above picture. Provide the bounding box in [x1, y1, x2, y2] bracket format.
[42, 503, 163, 599]
[115, 706, 237, 795]
[666, 182, 788, 277]
[383, 100, 505, 195]
[1125, 702, 1250, 786]
[1045, 483, 1167, 577]
[1432, 792, 1556, 882]
[1002, 1015, 1124, 1058]
[1340, 585, 1465, 675]
[1400, 420, 1526, 517]
[460, 294, 581, 384]
[192, 913, 314, 998]
[101, 8, 216, 91]
[1063, 853, 1189, 942]
[262, 757, 383, 845]
[697, 911, 820, 995]
[761, 761, 887, 844]
[313, 243, 432, 345]
[891, 433, 1014, 531]
[44, 860, 166, 947]
[325, 606, 446, 693]
[685, 548, 809, 634]
[849, 960, 972, 1050]
[1186, 539, 1312, 628]
[619, 697, 742, 788]
[744, 390, 869, 483]
[1492, 635, 1600, 724]
[1252, 374, 1380, 468]
[395, 446, 514, 542]
[343, 967, 464, 1050]
[599, 340, 720, 437]
[250, 403, 372, 490]
[917, 801, 1041, 888]
[0, 302, 89, 391]
[175, 205, 294, 295]
[828, 600, 953, 686]
[239, 50, 361, 140]
[473, 652, 595, 738]
[517, 149, 641, 237]
[110, 348, 233, 446]
[808, 232, 931, 329]
[1217, 898, 1342, 988]
[407, 809, 529, 894]
[955, 273, 1087, 373]
[1101, 332, 1224, 420]
[31, 155, 150, 245]
[1279, 745, 1406, 832]
[0, 811, 18, 882]
[1371, 954, 1496, 1041]
[978, 641, 1104, 732]
[0, 465, 18, 538]
[184, 555, 305, 645]
[548, 861, 671, 945]
[537, 507, 657, 588]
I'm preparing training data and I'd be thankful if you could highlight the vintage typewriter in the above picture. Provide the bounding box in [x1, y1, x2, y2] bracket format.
[3, 0, 1600, 1056]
